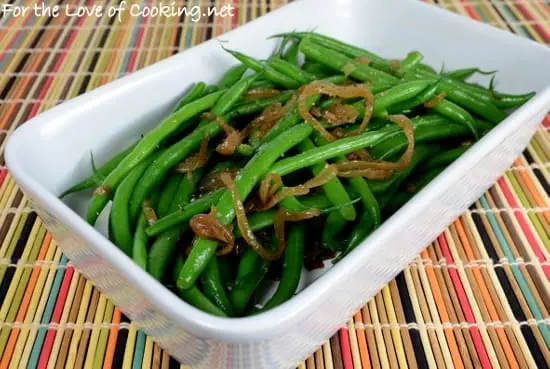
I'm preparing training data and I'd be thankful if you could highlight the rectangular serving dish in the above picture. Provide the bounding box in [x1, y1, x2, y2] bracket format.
[6, 0, 550, 368]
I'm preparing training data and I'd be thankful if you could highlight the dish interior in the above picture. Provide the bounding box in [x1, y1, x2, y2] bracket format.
[8, 0, 550, 315]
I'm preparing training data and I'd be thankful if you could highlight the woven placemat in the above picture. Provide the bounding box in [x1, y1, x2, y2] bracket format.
[0, 1, 549, 368]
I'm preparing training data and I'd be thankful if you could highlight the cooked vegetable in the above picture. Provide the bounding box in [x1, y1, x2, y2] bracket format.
[62, 31, 534, 317]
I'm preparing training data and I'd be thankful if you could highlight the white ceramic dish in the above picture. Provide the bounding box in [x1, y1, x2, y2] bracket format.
[6, 0, 550, 367]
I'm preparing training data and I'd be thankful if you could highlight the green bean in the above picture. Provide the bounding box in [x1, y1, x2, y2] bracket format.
[230, 256, 270, 315]
[429, 98, 478, 139]
[267, 57, 315, 84]
[133, 214, 149, 269]
[156, 175, 182, 218]
[401, 51, 423, 70]
[417, 63, 437, 74]
[235, 248, 260, 281]
[367, 144, 440, 194]
[231, 194, 341, 239]
[283, 39, 300, 65]
[233, 210, 277, 238]
[302, 61, 333, 78]
[297, 138, 356, 221]
[383, 167, 446, 216]
[60, 144, 136, 198]
[173, 258, 227, 317]
[147, 168, 203, 281]
[288, 32, 532, 109]
[369, 116, 490, 160]
[338, 208, 375, 260]
[87, 90, 225, 225]
[270, 127, 398, 177]
[257, 78, 348, 147]
[275, 32, 389, 69]
[177, 123, 314, 289]
[146, 189, 225, 237]
[110, 153, 159, 255]
[373, 80, 432, 116]
[173, 82, 207, 112]
[445, 67, 495, 81]
[129, 75, 256, 221]
[203, 85, 219, 95]
[298, 38, 398, 90]
[201, 257, 235, 316]
[411, 69, 506, 123]
[387, 82, 440, 114]
[223, 48, 300, 89]
[132, 192, 161, 269]
[235, 144, 254, 157]
[227, 90, 296, 118]
[249, 78, 277, 90]
[420, 144, 471, 171]
[148, 228, 181, 280]
[291, 32, 531, 110]
[258, 223, 305, 312]
[173, 167, 204, 208]
[321, 212, 348, 251]
[217, 256, 234, 285]
[218, 64, 248, 89]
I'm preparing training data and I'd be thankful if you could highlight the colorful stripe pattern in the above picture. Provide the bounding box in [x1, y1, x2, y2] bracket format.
[0, 0, 549, 368]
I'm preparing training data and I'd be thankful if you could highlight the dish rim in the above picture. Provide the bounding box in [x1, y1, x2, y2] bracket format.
[5, 0, 550, 343]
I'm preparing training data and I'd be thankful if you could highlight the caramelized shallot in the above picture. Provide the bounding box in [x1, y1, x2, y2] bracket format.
[258, 165, 338, 210]
[273, 208, 321, 260]
[93, 185, 112, 196]
[198, 167, 240, 195]
[216, 119, 242, 156]
[190, 210, 235, 256]
[220, 172, 268, 258]
[298, 81, 374, 142]
[175, 136, 210, 177]
[424, 92, 447, 108]
[141, 200, 158, 225]
[334, 114, 415, 178]
[323, 102, 359, 125]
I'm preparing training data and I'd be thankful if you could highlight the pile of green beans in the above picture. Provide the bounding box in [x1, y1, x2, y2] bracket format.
[62, 32, 534, 317]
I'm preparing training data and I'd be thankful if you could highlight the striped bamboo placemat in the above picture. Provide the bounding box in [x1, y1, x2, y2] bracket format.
[0, 1, 549, 368]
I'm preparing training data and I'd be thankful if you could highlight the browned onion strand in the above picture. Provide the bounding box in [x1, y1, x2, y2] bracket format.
[333, 114, 415, 178]
[220, 171, 275, 259]
[174, 136, 210, 175]
[243, 88, 281, 101]
[242, 103, 283, 140]
[258, 165, 338, 210]
[322, 102, 359, 126]
[248, 95, 298, 141]
[198, 167, 240, 195]
[93, 185, 111, 196]
[189, 210, 235, 256]
[337, 167, 394, 180]
[142, 200, 158, 225]
[258, 173, 283, 206]
[424, 92, 447, 108]
[216, 118, 242, 156]
[273, 208, 321, 260]
[298, 81, 374, 142]
[387, 114, 415, 169]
